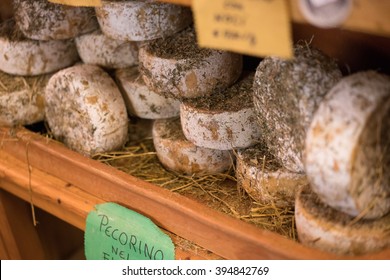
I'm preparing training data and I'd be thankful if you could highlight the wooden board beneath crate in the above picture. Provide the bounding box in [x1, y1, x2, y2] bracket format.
[1, 126, 390, 259]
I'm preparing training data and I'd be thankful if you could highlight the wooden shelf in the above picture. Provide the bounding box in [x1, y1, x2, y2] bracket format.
[1, 126, 389, 259]
[159, 0, 390, 38]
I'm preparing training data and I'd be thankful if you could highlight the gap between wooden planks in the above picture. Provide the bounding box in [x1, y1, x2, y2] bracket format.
[1, 126, 390, 259]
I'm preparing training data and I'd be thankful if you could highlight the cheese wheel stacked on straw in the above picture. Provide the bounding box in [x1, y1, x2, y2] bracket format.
[236, 143, 307, 207]
[153, 117, 233, 175]
[96, 0, 192, 41]
[305, 71, 390, 219]
[75, 30, 139, 69]
[13, 0, 98, 41]
[295, 184, 390, 255]
[253, 43, 342, 173]
[45, 64, 128, 157]
[139, 27, 242, 99]
[0, 19, 79, 76]
[180, 73, 260, 150]
[115, 66, 180, 119]
[0, 70, 48, 126]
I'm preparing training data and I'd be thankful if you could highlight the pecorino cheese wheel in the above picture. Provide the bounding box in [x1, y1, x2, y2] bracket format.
[13, 0, 98, 41]
[0, 70, 48, 126]
[95, 0, 192, 41]
[45, 64, 128, 157]
[180, 73, 260, 150]
[0, 19, 79, 76]
[236, 143, 307, 207]
[295, 184, 390, 256]
[115, 66, 180, 119]
[305, 71, 390, 219]
[253, 43, 342, 173]
[139, 27, 242, 99]
[75, 29, 139, 69]
[153, 117, 233, 175]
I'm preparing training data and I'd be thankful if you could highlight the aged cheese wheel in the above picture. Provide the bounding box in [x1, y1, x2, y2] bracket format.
[115, 66, 180, 119]
[295, 184, 390, 256]
[75, 30, 139, 69]
[95, 0, 192, 41]
[236, 143, 307, 207]
[253, 43, 342, 173]
[13, 0, 98, 40]
[180, 74, 260, 150]
[0, 70, 48, 126]
[45, 64, 128, 157]
[139, 27, 243, 99]
[153, 117, 233, 175]
[0, 19, 79, 76]
[305, 71, 390, 219]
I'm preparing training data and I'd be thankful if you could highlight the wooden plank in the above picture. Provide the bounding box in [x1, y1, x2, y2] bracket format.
[158, 0, 390, 37]
[0, 149, 221, 260]
[1, 127, 389, 259]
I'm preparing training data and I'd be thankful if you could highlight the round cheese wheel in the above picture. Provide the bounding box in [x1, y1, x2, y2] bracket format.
[295, 184, 390, 256]
[13, 0, 98, 40]
[305, 71, 390, 219]
[0, 20, 80, 76]
[95, 0, 192, 41]
[115, 66, 180, 119]
[236, 143, 307, 207]
[75, 30, 139, 69]
[253, 43, 342, 173]
[0, 70, 48, 126]
[153, 117, 233, 175]
[180, 73, 260, 150]
[45, 64, 128, 157]
[139, 27, 243, 99]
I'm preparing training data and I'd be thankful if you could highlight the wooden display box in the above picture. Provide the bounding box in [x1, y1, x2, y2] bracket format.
[1, 126, 389, 260]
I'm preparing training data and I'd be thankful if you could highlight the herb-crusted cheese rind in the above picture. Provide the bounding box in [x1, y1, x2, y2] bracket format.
[253, 43, 342, 173]
[44, 64, 128, 157]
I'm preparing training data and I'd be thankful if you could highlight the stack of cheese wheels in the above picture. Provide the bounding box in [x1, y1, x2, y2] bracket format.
[253, 43, 342, 173]
[95, 0, 192, 41]
[75, 30, 139, 69]
[180, 73, 260, 150]
[0, 19, 79, 76]
[295, 184, 390, 255]
[236, 143, 307, 207]
[153, 117, 232, 175]
[139, 27, 243, 99]
[13, 0, 98, 40]
[0, 70, 48, 126]
[45, 64, 128, 157]
[115, 66, 180, 119]
[304, 71, 390, 219]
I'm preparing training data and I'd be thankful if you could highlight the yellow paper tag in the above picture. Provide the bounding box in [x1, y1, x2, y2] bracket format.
[193, 0, 293, 58]
[48, 0, 102, 7]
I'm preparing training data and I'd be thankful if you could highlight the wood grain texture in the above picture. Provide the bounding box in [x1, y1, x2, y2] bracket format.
[1, 127, 390, 259]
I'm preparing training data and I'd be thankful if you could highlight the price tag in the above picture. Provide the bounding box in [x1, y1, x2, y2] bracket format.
[84, 203, 175, 260]
[193, 0, 293, 58]
[48, 0, 102, 7]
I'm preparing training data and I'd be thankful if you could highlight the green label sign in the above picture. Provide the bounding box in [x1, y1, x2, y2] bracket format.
[84, 203, 175, 260]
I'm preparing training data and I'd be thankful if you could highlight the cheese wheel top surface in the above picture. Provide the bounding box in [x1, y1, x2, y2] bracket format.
[253, 43, 342, 173]
[0, 70, 48, 126]
[45, 64, 128, 157]
[0, 19, 80, 76]
[305, 71, 390, 219]
[13, 0, 98, 41]
[295, 184, 390, 255]
[96, 0, 192, 41]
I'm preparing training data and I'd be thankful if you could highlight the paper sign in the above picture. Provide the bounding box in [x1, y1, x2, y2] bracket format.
[193, 0, 293, 58]
[85, 203, 175, 260]
[48, 0, 102, 7]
